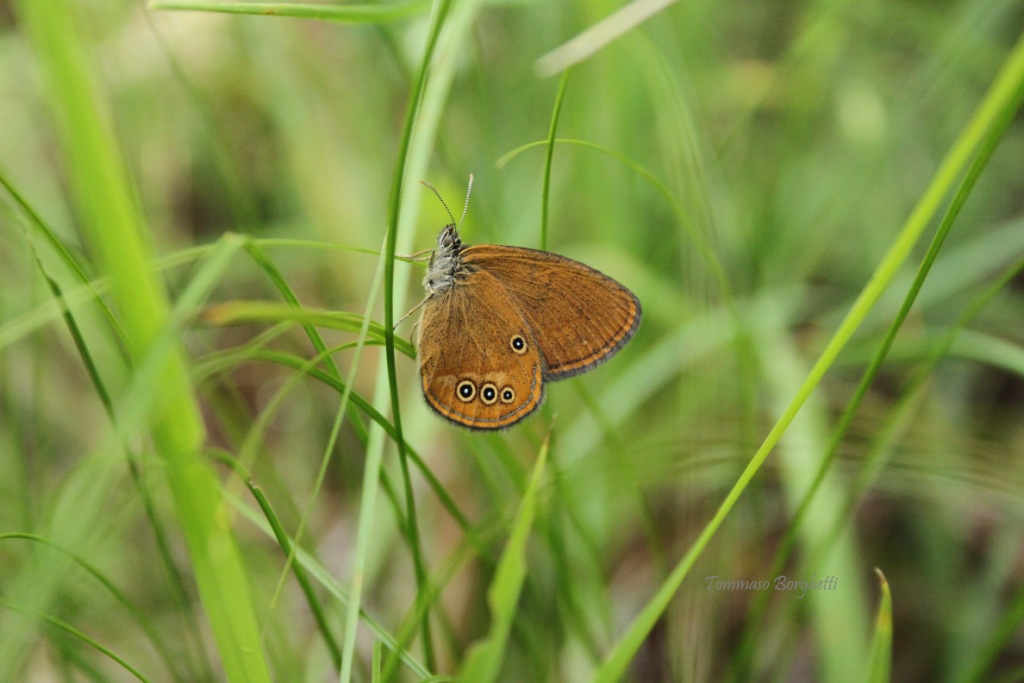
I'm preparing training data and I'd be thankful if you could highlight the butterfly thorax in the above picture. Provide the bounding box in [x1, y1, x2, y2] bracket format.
[424, 225, 467, 295]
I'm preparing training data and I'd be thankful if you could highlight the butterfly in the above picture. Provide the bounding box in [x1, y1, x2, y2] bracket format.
[414, 177, 641, 430]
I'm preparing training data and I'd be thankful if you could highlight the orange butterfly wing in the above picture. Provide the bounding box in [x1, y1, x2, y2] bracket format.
[461, 245, 641, 380]
[417, 269, 546, 430]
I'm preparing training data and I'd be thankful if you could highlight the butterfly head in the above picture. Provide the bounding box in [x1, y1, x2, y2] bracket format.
[436, 224, 461, 251]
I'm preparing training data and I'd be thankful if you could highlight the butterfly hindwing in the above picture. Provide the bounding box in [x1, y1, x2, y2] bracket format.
[418, 269, 546, 430]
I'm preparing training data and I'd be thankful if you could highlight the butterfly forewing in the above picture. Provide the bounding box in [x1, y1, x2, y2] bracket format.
[461, 245, 641, 380]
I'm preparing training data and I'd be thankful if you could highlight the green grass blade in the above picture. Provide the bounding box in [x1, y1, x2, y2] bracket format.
[340, 0, 453, 672]
[242, 240, 351, 378]
[0, 533, 184, 681]
[534, 0, 680, 77]
[457, 436, 550, 683]
[593, 27, 1024, 683]
[1, 170, 129, 351]
[866, 569, 893, 683]
[149, 0, 431, 23]
[0, 599, 149, 682]
[734, 28, 1024, 675]
[201, 300, 416, 358]
[22, 239, 208, 682]
[13, 2, 273, 681]
[241, 239, 373, 452]
[498, 137, 733, 301]
[222, 489, 435, 679]
[540, 70, 571, 251]
[242, 477, 343, 669]
[344, 0, 488, 677]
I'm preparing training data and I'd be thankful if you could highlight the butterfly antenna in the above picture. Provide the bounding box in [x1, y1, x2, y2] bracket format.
[420, 180, 456, 228]
[458, 173, 474, 232]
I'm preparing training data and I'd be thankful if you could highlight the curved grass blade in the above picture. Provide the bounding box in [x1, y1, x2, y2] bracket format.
[345, 0, 474, 676]
[457, 436, 550, 683]
[0, 533, 182, 681]
[0, 170, 129, 351]
[539, 70, 571, 251]
[200, 300, 416, 358]
[21, 238, 211, 682]
[593, 27, 1024, 683]
[224, 487, 435, 679]
[149, 0, 430, 24]
[12, 1, 273, 677]
[866, 569, 892, 683]
[535, 0, 680, 77]
[0, 600, 148, 682]
[733, 30, 1024, 675]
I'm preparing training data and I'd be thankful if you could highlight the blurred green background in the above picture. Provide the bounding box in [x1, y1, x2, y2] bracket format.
[1, 0, 1023, 681]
